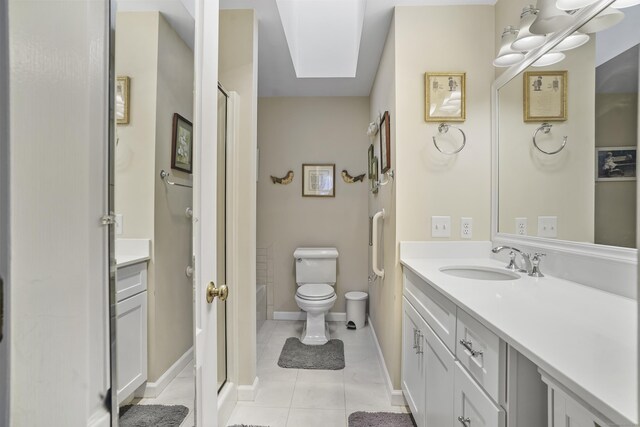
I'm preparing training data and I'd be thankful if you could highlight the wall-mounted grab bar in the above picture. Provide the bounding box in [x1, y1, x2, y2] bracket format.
[372, 209, 385, 279]
[532, 123, 567, 155]
[160, 169, 193, 188]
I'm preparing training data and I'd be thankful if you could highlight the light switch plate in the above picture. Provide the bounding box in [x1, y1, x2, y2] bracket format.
[537, 216, 557, 238]
[461, 217, 472, 239]
[432, 216, 451, 238]
[515, 218, 527, 236]
[115, 214, 123, 235]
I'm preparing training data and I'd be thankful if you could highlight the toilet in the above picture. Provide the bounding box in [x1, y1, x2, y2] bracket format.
[294, 247, 339, 345]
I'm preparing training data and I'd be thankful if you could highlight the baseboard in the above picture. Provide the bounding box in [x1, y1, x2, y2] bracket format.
[368, 315, 407, 407]
[273, 311, 346, 322]
[136, 347, 193, 398]
[218, 381, 237, 427]
[237, 376, 259, 401]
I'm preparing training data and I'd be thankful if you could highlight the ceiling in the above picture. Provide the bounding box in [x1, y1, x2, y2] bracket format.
[220, 0, 496, 97]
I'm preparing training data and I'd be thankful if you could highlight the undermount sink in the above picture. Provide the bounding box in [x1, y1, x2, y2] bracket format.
[439, 265, 520, 281]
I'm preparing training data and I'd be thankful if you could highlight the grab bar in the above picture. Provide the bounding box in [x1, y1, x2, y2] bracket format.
[372, 209, 385, 279]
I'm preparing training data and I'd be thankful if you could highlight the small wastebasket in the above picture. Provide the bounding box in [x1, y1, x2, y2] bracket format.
[345, 291, 368, 329]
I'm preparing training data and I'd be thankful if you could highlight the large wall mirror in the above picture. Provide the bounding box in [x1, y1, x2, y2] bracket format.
[495, 0, 639, 252]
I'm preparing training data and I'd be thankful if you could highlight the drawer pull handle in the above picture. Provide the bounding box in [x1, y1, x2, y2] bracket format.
[416, 331, 423, 354]
[457, 416, 471, 426]
[460, 339, 483, 357]
[413, 328, 418, 349]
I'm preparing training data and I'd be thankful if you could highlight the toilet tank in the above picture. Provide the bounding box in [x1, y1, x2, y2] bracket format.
[294, 247, 338, 285]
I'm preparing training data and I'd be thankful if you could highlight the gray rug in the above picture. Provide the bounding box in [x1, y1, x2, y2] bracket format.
[348, 411, 417, 427]
[277, 337, 345, 370]
[228, 425, 269, 427]
[119, 404, 189, 427]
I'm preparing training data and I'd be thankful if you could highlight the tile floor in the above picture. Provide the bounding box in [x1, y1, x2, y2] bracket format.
[226, 320, 409, 427]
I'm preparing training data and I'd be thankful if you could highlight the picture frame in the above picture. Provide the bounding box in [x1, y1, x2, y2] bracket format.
[368, 145, 378, 194]
[116, 76, 130, 125]
[595, 146, 636, 181]
[371, 156, 379, 194]
[379, 111, 391, 174]
[302, 164, 335, 197]
[171, 113, 193, 174]
[425, 72, 466, 122]
[523, 71, 567, 122]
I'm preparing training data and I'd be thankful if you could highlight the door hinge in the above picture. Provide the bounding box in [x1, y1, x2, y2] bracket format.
[100, 214, 116, 225]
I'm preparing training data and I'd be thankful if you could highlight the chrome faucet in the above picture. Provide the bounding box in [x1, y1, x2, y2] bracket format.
[491, 246, 545, 277]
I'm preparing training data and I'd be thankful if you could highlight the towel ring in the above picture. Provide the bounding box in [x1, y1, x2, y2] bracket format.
[432, 123, 466, 155]
[532, 123, 567, 155]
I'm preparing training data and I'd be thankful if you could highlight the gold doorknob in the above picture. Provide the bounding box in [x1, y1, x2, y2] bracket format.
[206, 282, 228, 303]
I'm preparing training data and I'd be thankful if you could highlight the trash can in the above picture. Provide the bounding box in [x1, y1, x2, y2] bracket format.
[345, 291, 368, 329]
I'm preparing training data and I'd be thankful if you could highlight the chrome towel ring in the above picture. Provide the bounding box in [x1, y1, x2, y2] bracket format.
[432, 123, 466, 155]
[532, 123, 567, 155]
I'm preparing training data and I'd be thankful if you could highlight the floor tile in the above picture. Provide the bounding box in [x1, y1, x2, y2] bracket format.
[226, 404, 289, 427]
[245, 380, 296, 408]
[291, 381, 345, 410]
[296, 368, 344, 384]
[286, 408, 347, 427]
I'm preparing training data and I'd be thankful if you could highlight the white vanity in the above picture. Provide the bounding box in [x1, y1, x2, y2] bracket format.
[400, 242, 636, 427]
[115, 239, 150, 404]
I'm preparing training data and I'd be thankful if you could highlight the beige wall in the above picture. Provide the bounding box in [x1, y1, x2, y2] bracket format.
[257, 97, 370, 315]
[219, 9, 258, 387]
[115, 11, 194, 382]
[368, 5, 495, 390]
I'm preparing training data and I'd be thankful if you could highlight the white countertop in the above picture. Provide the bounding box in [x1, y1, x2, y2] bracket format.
[116, 254, 150, 268]
[115, 238, 151, 268]
[401, 256, 637, 426]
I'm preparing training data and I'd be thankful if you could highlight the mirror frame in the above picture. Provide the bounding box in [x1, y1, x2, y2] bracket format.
[491, 0, 637, 263]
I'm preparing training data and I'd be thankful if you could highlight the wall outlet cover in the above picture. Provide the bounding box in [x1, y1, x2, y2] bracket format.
[537, 216, 557, 238]
[461, 217, 472, 239]
[515, 217, 527, 236]
[431, 216, 451, 238]
[115, 214, 123, 235]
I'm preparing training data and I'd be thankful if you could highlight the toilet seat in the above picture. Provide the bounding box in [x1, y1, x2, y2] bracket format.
[296, 283, 335, 301]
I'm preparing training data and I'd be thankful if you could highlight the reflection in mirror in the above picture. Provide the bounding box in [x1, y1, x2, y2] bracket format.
[113, 1, 196, 424]
[498, 4, 639, 248]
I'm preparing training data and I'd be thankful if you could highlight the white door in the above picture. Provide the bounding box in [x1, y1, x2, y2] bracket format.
[193, 0, 221, 425]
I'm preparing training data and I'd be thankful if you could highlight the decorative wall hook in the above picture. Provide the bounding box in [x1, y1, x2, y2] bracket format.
[342, 170, 366, 183]
[270, 170, 294, 185]
[367, 121, 379, 137]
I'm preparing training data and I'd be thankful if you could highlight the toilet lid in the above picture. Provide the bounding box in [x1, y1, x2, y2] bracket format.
[297, 283, 335, 300]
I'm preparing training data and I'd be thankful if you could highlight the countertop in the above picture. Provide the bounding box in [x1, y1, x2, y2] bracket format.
[401, 257, 637, 426]
[116, 254, 150, 268]
[115, 238, 151, 268]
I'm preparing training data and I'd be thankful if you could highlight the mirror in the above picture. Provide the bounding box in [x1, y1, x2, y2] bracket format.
[497, 3, 639, 249]
[113, 1, 197, 423]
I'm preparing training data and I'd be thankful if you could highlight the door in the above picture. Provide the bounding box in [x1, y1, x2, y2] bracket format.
[193, 0, 222, 425]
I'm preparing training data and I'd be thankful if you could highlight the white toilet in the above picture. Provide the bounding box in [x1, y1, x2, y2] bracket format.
[294, 247, 338, 345]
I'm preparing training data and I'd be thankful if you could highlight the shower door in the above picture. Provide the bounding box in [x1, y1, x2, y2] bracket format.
[216, 85, 228, 391]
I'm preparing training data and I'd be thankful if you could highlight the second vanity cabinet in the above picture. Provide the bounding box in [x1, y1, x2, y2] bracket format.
[402, 269, 505, 427]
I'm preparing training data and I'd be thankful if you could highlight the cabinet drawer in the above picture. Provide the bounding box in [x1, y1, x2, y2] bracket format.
[403, 269, 457, 353]
[116, 261, 148, 302]
[454, 361, 505, 427]
[456, 308, 505, 403]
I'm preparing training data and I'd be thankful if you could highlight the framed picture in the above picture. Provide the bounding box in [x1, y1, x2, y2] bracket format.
[302, 164, 335, 197]
[116, 76, 130, 125]
[425, 72, 466, 122]
[596, 146, 636, 181]
[171, 113, 193, 173]
[379, 111, 391, 173]
[524, 71, 567, 122]
[371, 156, 379, 194]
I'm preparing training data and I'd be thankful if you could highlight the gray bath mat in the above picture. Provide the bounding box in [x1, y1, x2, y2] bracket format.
[277, 337, 345, 370]
[348, 411, 416, 427]
[119, 404, 189, 427]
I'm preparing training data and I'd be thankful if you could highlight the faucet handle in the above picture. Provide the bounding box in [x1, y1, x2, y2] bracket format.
[529, 253, 546, 277]
[504, 251, 519, 271]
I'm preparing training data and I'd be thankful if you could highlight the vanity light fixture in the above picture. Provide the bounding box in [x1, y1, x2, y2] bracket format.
[530, 0, 574, 35]
[552, 31, 590, 51]
[494, 26, 526, 67]
[512, 6, 547, 51]
[579, 6, 624, 32]
[555, 0, 599, 11]
[611, 0, 640, 8]
[531, 51, 566, 66]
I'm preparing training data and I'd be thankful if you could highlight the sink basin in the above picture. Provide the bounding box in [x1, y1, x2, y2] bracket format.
[439, 265, 520, 281]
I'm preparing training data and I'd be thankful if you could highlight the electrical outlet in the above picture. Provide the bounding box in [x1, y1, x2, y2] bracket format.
[461, 217, 472, 239]
[431, 216, 451, 238]
[515, 217, 527, 236]
[115, 214, 123, 235]
[537, 216, 557, 238]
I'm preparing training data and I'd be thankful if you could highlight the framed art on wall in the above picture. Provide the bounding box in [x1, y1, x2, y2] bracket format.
[596, 147, 636, 181]
[379, 111, 391, 174]
[171, 113, 193, 173]
[425, 72, 466, 122]
[116, 76, 130, 125]
[302, 164, 335, 197]
[524, 71, 567, 122]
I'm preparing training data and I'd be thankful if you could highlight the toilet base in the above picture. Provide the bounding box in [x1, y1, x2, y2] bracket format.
[300, 312, 330, 345]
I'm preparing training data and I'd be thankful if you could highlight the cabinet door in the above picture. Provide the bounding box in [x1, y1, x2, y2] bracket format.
[454, 362, 505, 427]
[403, 298, 426, 427]
[551, 384, 612, 427]
[423, 319, 455, 427]
[117, 291, 148, 403]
